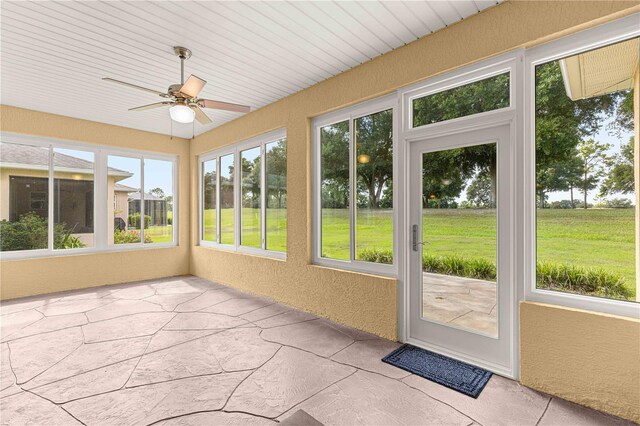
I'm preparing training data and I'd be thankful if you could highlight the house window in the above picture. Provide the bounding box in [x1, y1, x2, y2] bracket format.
[220, 153, 235, 245]
[109, 155, 142, 244]
[314, 96, 395, 274]
[265, 139, 287, 252]
[241, 146, 261, 248]
[0, 135, 179, 257]
[412, 72, 510, 128]
[199, 129, 287, 257]
[2, 141, 51, 252]
[534, 37, 638, 304]
[53, 148, 95, 249]
[143, 159, 174, 244]
[202, 159, 217, 242]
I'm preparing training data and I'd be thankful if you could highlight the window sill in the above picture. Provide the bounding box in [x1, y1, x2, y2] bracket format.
[198, 241, 287, 261]
[525, 287, 640, 320]
[313, 257, 397, 278]
[0, 243, 180, 261]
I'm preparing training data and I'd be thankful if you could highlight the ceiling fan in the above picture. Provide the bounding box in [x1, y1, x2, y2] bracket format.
[103, 46, 250, 125]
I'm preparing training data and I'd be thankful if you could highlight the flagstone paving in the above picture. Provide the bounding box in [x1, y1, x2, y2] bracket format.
[0, 275, 634, 426]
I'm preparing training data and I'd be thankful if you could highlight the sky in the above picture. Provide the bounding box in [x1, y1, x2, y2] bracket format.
[546, 114, 633, 203]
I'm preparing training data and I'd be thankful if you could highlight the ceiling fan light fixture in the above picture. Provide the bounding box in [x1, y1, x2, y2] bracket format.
[169, 104, 195, 123]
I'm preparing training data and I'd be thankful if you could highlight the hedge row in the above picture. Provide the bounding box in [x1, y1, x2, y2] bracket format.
[357, 249, 631, 300]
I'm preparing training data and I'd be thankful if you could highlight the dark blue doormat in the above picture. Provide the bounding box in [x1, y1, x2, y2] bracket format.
[382, 344, 492, 398]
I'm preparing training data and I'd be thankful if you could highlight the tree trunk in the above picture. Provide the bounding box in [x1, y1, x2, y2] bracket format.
[583, 170, 588, 209]
[539, 188, 545, 209]
[570, 185, 574, 208]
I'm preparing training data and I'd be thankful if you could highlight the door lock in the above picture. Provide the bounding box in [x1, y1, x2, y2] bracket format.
[412, 224, 429, 251]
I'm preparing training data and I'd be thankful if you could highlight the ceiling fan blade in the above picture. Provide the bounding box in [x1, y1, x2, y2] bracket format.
[103, 77, 169, 98]
[129, 101, 174, 111]
[198, 99, 251, 114]
[180, 74, 206, 98]
[192, 105, 213, 125]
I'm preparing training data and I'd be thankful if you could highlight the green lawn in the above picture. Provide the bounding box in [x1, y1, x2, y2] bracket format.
[203, 208, 287, 252]
[145, 225, 173, 243]
[200, 207, 636, 298]
[321, 208, 636, 298]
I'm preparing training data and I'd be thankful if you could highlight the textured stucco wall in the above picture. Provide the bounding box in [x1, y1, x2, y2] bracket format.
[520, 302, 640, 423]
[190, 2, 639, 340]
[0, 106, 191, 299]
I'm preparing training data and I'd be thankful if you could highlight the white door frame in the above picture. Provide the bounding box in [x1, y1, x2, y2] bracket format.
[406, 123, 515, 377]
[395, 50, 523, 379]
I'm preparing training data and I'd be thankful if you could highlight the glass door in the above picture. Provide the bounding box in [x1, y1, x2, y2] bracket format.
[408, 124, 514, 377]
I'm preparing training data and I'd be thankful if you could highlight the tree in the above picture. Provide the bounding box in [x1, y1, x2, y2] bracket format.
[321, 121, 350, 209]
[149, 187, 165, 199]
[600, 137, 635, 196]
[355, 109, 393, 208]
[575, 139, 612, 209]
[266, 139, 287, 209]
[535, 61, 619, 207]
[466, 171, 494, 208]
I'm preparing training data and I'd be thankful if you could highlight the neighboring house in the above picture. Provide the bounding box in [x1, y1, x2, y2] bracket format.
[128, 191, 168, 226]
[0, 143, 132, 246]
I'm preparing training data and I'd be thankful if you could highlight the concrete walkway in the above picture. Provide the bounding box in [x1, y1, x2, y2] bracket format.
[423, 272, 497, 335]
[0, 276, 632, 425]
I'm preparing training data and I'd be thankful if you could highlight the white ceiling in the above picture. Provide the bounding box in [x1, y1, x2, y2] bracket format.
[1, 1, 499, 139]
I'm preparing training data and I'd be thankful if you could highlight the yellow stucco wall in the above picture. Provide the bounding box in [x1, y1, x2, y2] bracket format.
[520, 302, 640, 423]
[188, 1, 640, 420]
[0, 106, 191, 299]
[190, 1, 638, 336]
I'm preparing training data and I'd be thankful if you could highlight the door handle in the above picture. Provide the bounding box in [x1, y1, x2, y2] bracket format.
[412, 224, 429, 252]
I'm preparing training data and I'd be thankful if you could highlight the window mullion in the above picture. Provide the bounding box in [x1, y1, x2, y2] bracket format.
[94, 150, 107, 249]
[234, 149, 240, 249]
[140, 156, 145, 244]
[261, 143, 267, 250]
[47, 145, 54, 251]
[216, 157, 221, 244]
[349, 117, 356, 262]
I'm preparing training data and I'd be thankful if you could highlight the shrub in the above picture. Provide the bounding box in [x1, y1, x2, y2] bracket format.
[536, 261, 630, 299]
[0, 212, 86, 251]
[128, 213, 151, 229]
[423, 254, 496, 281]
[604, 198, 633, 209]
[357, 248, 632, 300]
[358, 248, 393, 264]
[114, 229, 153, 244]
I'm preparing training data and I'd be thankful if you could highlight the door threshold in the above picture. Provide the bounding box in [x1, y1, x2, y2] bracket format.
[405, 337, 515, 379]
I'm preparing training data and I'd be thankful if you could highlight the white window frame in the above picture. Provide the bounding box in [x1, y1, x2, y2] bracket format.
[0, 132, 179, 260]
[312, 94, 398, 276]
[198, 128, 287, 260]
[523, 14, 640, 319]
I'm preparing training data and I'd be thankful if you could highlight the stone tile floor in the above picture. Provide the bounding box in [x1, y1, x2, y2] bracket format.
[422, 273, 497, 336]
[0, 275, 633, 426]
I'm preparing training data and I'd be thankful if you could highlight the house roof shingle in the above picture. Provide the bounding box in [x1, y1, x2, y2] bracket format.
[0, 143, 131, 176]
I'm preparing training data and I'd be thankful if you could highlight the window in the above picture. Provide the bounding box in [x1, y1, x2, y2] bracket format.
[220, 153, 235, 245]
[108, 155, 176, 246]
[265, 139, 287, 252]
[144, 159, 174, 244]
[533, 37, 638, 304]
[199, 129, 286, 257]
[241, 146, 261, 248]
[2, 142, 50, 252]
[54, 148, 95, 249]
[1, 135, 178, 257]
[314, 96, 395, 274]
[109, 155, 141, 244]
[412, 72, 510, 128]
[202, 159, 217, 242]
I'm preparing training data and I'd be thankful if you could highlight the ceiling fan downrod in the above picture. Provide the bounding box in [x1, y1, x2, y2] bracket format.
[173, 46, 192, 85]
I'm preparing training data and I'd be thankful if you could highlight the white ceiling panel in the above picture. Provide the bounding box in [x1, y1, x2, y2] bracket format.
[1, 1, 499, 139]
